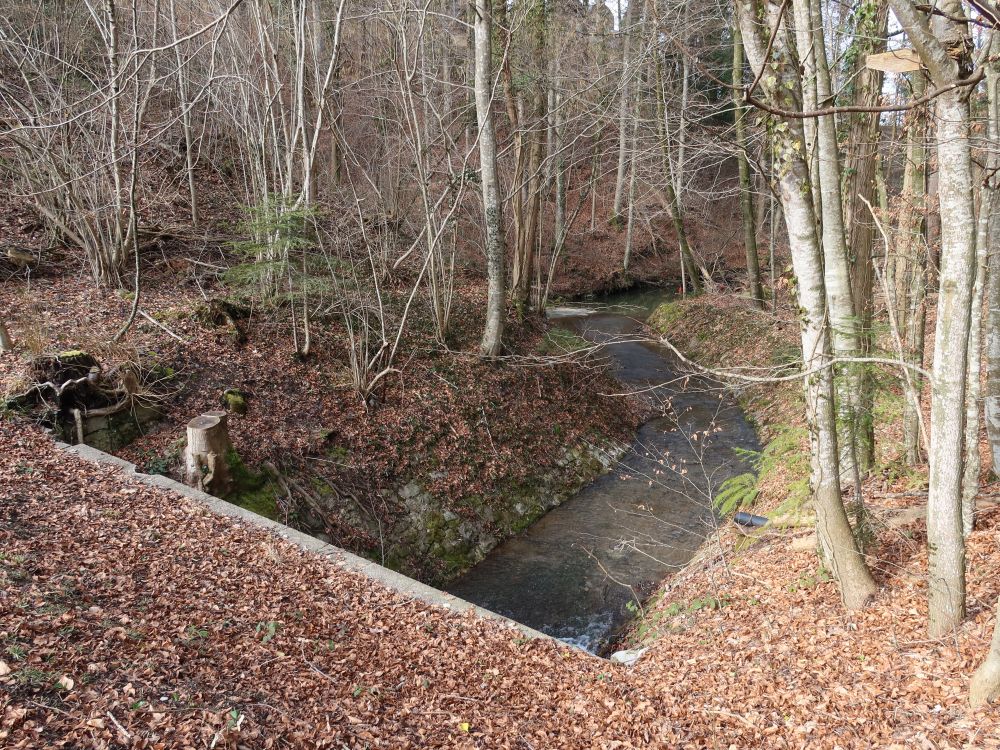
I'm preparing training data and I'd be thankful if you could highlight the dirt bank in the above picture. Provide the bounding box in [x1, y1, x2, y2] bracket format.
[0, 267, 641, 584]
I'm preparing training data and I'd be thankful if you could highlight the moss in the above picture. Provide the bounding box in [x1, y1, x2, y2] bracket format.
[221, 389, 248, 415]
[327, 444, 350, 461]
[647, 301, 685, 332]
[222, 449, 279, 520]
[230, 481, 280, 520]
[536, 328, 589, 356]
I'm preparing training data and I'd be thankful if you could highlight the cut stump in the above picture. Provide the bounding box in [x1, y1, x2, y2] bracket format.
[0, 320, 12, 353]
[184, 411, 233, 496]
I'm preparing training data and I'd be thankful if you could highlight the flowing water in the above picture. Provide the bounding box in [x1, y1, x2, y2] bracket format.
[446, 290, 760, 652]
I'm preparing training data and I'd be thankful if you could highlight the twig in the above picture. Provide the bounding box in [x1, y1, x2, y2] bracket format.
[138, 309, 188, 343]
[106, 710, 132, 740]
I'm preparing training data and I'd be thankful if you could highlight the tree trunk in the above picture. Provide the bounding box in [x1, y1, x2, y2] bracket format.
[732, 22, 763, 308]
[791, 0, 821, 227]
[983, 39, 1000, 475]
[843, 0, 889, 478]
[623, 105, 640, 272]
[612, 0, 635, 222]
[184, 411, 234, 497]
[474, 0, 505, 356]
[924, 73, 975, 639]
[985, 189, 1000, 471]
[962, 180, 993, 536]
[963, 36, 1000, 532]
[795, 0, 866, 486]
[901, 74, 929, 465]
[653, 48, 700, 292]
[890, 0, 977, 636]
[972, 600, 1000, 707]
[738, 0, 876, 610]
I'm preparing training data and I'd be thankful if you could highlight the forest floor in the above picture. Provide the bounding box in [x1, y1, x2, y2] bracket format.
[4, 287, 1000, 747]
[0, 253, 642, 582]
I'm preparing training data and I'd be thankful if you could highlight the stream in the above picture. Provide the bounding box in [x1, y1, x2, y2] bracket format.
[445, 290, 760, 653]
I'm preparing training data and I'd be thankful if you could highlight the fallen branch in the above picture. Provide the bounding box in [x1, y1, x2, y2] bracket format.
[139, 308, 188, 343]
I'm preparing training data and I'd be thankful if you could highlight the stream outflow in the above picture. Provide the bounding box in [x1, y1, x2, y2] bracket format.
[446, 294, 759, 653]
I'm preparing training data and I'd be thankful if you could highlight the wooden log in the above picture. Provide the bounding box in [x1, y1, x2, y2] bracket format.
[184, 411, 233, 496]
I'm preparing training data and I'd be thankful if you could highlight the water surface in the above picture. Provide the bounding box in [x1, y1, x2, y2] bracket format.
[447, 291, 759, 652]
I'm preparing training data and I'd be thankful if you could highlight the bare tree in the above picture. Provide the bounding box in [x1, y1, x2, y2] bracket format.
[889, 0, 978, 636]
[474, 0, 505, 356]
[732, 21, 763, 308]
[737, 0, 876, 610]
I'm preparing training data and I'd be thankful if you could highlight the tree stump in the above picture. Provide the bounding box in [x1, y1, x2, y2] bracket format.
[0, 320, 12, 353]
[184, 411, 233, 496]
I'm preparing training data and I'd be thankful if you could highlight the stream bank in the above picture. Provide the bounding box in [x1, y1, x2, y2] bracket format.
[446, 291, 760, 652]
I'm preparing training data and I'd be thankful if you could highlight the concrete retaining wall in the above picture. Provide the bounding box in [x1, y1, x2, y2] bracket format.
[57, 441, 556, 645]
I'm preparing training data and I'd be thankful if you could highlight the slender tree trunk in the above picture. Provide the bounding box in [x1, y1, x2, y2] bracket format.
[732, 22, 763, 308]
[796, 0, 866, 486]
[842, 0, 889, 478]
[553, 90, 566, 263]
[791, 0, 821, 227]
[983, 40, 1000, 476]
[984, 190, 1000, 472]
[738, 0, 875, 610]
[623, 105, 640, 271]
[612, 0, 635, 222]
[963, 38, 1000, 533]
[169, 0, 199, 229]
[961, 186, 990, 535]
[890, 0, 977, 636]
[652, 45, 700, 291]
[900, 75, 929, 465]
[514, 36, 546, 312]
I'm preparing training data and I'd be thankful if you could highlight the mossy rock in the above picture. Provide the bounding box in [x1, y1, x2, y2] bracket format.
[221, 388, 248, 415]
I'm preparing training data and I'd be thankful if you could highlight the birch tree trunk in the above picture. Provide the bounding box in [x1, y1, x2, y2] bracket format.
[889, 0, 977, 636]
[474, 0, 505, 356]
[738, 0, 876, 610]
[963, 35, 1000, 532]
[795, 0, 867, 486]
[983, 38, 1000, 475]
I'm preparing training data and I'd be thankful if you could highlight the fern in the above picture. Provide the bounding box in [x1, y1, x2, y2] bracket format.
[714, 472, 759, 515]
[713, 424, 810, 517]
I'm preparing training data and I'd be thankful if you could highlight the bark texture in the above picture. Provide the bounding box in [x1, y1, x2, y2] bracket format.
[732, 22, 763, 308]
[738, 0, 876, 610]
[889, 0, 976, 636]
[971, 596, 1000, 707]
[184, 410, 234, 497]
[474, 0, 505, 356]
